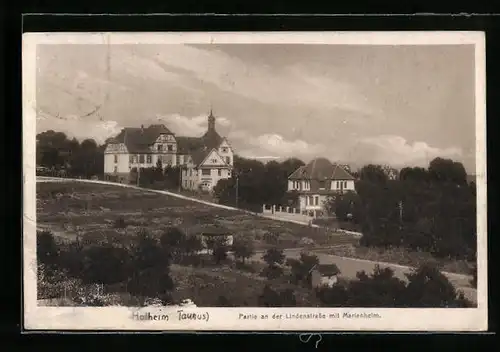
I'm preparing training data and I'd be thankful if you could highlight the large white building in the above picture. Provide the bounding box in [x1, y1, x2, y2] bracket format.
[287, 158, 356, 217]
[104, 111, 234, 191]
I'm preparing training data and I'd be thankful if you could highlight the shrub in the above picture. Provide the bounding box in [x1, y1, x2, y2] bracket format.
[81, 244, 133, 285]
[213, 245, 229, 265]
[113, 216, 127, 229]
[257, 285, 297, 307]
[262, 248, 285, 266]
[260, 264, 284, 280]
[37, 230, 60, 269]
[470, 264, 477, 288]
[232, 237, 255, 264]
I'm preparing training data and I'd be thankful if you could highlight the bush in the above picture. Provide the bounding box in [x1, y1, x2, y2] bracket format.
[37, 230, 60, 269]
[81, 244, 133, 285]
[213, 245, 229, 264]
[257, 285, 297, 307]
[470, 264, 477, 288]
[232, 237, 255, 264]
[262, 248, 285, 266]
[260, 264, 284, 280]
[113, 217, 127, 229]
[315, 263, 474, 308]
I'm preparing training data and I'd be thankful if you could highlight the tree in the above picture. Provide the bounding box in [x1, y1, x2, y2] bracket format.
[403, 264, 462, 307]
[80, 244, 133, 285]
[262, 248, 285, 266]
[258, 285, 297, 307]
[261, 264, 284, 279]
[286, 253, 319, 286]
[128, 267, 174, 304]
[232, 237, 255, 264]
[359, 164, 388, 184]
[132, 230, 168, 271]
[428, 157, 467, 185]
[213, 243, 228, 264]
[160, 227, 186, 261]
[37, 231, 60, 269]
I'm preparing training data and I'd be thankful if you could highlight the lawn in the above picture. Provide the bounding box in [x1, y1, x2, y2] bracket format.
[36, 181, 359, 250]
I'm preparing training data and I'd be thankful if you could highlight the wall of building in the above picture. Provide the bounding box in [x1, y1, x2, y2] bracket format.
[331, 180, 355, 191]
[104, 153, 130, 174]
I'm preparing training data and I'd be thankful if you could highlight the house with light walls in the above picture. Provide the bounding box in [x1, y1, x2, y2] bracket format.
[287, 157, 356, 217]
[104, 110, 234, 191]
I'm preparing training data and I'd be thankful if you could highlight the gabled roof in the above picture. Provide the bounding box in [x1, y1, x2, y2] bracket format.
[316, 264, 340, 276]
[288, 158, 355, 181]
[109, 124, 174, 153]
[176, 136, 205, 154]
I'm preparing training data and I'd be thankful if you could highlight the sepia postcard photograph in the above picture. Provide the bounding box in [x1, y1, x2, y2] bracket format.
[23, 31, 487, 331]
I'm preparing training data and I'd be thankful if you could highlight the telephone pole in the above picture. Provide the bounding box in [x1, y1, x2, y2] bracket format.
[235, 172, 239, 208]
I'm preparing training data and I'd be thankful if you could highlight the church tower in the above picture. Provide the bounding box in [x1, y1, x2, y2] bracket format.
[208, 108, 216, 132]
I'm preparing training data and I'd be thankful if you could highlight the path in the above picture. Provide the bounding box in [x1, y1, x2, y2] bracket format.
[250, 248, 477, 303]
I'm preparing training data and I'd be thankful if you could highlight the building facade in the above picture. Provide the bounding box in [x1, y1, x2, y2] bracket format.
[104, 110, 234, 191]
[287, 157, 356, 217]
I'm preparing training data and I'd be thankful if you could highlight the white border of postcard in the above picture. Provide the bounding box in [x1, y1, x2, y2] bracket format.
[23, 31, 488, 331]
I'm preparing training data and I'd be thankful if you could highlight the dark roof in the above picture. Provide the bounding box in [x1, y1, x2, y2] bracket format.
[316, 264, 340, 276]
[176, 137, 205, 154]
[289, 158, 355, 181]
[108, 112, 227, 159]
[110, 124, 174, 153]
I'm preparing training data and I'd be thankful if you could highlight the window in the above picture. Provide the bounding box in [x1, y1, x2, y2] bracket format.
[202, 169, 211, 176]
[344, 181, 347, 188]
[129, 155, 134, 163]
[319, 180, 326, 189]
[218, 169, 222, 176]
[190, 169, 193, 176]
[139, 155, 145, 163]
[114, 155, 118, 163]
[113, 166, 117, 173]
[146, 155, 151, 163]
[132, 155, 137, 163]
[226, 156, 231, 164]
[157, 144, 163, 152]
[221, 147, 228, 153]
[336, 181, 339, 189]
[211, 159, 217, 163]
[309, 196, 313, 205]
[167, 145, 173, 152]
[315, 196, 319, 206]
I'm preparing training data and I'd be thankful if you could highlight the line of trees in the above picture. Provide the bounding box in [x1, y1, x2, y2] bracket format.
[213, 156, 305, 212]
[36, 130, 104, 178]
[324, 158, 476, 261]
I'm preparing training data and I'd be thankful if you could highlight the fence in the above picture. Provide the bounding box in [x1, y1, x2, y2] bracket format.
[262, 204, 314, 224]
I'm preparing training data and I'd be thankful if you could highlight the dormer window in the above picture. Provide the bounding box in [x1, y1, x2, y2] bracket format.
[319, 180, 326, 189]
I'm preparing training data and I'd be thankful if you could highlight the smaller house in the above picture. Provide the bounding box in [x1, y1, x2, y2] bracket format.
[310, 264, 340, 288]
[190, 224, 234, 253]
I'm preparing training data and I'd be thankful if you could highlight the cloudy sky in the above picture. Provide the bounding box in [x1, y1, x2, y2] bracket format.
[36, 43, 476, 172]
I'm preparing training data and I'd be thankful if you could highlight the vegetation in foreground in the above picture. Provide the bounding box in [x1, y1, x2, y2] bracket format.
[38, 230, 475, 308]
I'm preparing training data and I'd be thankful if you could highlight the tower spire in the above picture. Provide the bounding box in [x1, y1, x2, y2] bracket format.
[208, 105, 216, 132]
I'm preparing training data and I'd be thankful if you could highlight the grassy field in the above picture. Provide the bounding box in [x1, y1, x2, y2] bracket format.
[36, 181, 358, 250]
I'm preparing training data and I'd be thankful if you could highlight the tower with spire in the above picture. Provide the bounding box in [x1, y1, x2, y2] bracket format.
[208, 107, 216, 132]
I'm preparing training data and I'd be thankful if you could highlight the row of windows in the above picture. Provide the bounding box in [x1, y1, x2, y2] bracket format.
[184, 169, 225, 177]
[306, 196, 320, 206]
[113, 154, 181, 164]
[290, 180, 350, 190]
[157, 144, 174, 152]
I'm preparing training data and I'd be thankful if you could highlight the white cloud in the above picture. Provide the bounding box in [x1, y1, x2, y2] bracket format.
[233, 133, 325, 160]
[37, 113, 122, 144]
[156, 113, 233, 137]
[349, 135, 463, 168]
